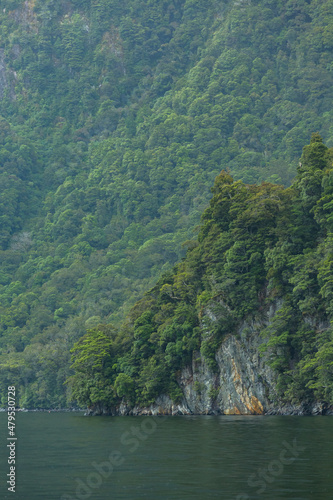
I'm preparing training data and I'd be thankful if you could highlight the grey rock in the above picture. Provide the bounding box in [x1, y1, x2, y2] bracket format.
[87, 300, 332, 417]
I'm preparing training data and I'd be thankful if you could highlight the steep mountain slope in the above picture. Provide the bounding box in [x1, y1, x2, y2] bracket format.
[1, 0, 333, 407]
[69, 134, 333, 415]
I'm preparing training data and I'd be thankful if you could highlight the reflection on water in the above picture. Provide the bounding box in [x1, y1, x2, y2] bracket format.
[1, 412, 332, 500]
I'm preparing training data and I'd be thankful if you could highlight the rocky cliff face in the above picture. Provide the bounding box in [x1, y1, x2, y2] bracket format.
[87, 301, 333, 417]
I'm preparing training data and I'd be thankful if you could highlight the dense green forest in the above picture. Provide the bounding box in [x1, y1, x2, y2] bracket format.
[1, 0, 333, 407]
[67, 134, 333, 410]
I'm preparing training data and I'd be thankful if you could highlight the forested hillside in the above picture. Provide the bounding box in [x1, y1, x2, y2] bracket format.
[69, 134, 333, 412]
[1, 0, 333, 407]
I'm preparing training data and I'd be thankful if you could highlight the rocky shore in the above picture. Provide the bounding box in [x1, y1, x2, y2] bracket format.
[85, 398, 333, 417]
[85, 305, 333, 418]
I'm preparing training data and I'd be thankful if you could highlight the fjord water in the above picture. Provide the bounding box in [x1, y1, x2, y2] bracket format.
[1, 413, 333, 500]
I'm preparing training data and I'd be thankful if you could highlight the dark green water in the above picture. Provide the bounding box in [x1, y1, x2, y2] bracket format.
[1, 412, 333, 500]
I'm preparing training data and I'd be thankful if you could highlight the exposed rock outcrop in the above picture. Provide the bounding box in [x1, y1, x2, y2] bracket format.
[86, 302, 332, 417]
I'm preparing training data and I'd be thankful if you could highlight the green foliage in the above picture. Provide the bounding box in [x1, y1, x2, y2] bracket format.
[67, 135, 333, 409]
[1, 1, 333, 408]
[66, 324, 128, 408]
[114, 373, 135, 402]
[208, 384, 220, 401]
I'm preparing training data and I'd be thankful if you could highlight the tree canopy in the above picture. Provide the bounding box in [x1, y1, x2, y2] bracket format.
[1, 1, 333, 407]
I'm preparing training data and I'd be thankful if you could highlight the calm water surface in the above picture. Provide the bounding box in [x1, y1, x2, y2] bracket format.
[1, 412, 332, 500]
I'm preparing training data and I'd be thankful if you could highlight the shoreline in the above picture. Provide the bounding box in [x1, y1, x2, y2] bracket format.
[0, 408, 85, 413]
[1, 402, 333, 416]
